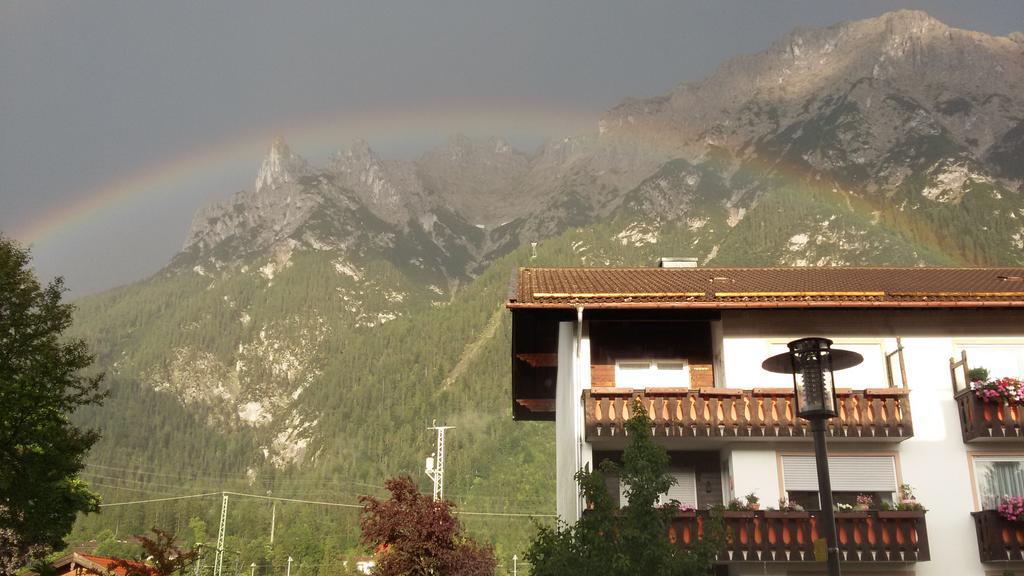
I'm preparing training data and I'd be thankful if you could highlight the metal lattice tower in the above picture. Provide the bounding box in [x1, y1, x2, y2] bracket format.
[213, 494, 228, 576]
[193, 545, 204, 576]
[425, 423, 454, 501]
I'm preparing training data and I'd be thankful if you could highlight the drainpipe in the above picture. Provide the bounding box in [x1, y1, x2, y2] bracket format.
[575, 305, 585, 519]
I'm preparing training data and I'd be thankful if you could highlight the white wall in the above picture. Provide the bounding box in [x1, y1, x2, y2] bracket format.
[718, 308, 1024, 576]
[555, 321, 577, 522]
[555, 318, 593, 523]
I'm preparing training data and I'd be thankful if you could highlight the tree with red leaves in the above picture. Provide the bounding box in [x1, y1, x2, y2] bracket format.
[111, 528, 198, 576]
[359, 477, 495, 576]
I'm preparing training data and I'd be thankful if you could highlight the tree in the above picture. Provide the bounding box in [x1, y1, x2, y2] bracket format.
[358, 476, 496, 576]
[111, 528, 199, 576]
[526, 402, 725, 576]
[0, 236, 105, 573]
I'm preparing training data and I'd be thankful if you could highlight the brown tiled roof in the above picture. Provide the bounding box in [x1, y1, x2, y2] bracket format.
[507, 267, 1024, 309]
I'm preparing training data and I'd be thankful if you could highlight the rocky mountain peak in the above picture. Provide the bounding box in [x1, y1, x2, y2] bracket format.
[255, 137, 309, 194]
[328, 139, 429, 224]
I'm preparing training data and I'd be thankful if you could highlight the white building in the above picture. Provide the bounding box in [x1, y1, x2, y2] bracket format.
[508, 265, 1024, 575]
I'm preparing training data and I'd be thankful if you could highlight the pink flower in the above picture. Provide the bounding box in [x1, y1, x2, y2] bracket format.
[998, 496, 1024, 522]
[974, 377, 1024, 405]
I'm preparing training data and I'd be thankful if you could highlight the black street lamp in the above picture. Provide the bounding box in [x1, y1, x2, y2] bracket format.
[763, 337, 863, 576]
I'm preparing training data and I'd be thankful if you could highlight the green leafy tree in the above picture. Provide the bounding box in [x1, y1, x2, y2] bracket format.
[358, 476, 496, 576]
[187, 517, 208, 548]
[0, 236, 105, 574]
[526, 402, 724, 576]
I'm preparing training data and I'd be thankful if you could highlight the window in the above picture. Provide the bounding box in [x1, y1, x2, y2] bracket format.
[660, 469, 698, 508]
[781, 454, 898, 510]
[960, 345, 1024, 380]
[615, 469, 698, 508]
[973, 456, 1024, 509]
[766, 341, 891, 389]
[615, 359, 689, 388]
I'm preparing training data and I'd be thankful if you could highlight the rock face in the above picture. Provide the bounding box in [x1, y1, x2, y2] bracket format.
[255, 137, 309, 194]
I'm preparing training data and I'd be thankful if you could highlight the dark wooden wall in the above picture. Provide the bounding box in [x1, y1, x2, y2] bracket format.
[589, 321, 714, 388]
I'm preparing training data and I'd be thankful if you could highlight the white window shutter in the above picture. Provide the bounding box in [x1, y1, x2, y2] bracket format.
[782, 456, 897, 492]
[658, 470, 698, 507]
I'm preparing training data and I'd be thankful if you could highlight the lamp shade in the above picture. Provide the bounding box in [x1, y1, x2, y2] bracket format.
[762, 338, 863, 419]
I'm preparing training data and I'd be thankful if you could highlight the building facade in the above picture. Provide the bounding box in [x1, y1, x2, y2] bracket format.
[508, 265, 1024, 575]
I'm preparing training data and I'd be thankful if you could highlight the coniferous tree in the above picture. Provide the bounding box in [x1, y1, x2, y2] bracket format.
[526, 402, 725, 576]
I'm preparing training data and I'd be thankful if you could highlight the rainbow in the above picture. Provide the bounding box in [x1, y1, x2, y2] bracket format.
[11, 98, 940, 265]
[10, 102, 598, 247]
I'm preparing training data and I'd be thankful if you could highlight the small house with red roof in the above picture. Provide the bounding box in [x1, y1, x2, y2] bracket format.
[49, 553, 154, 576]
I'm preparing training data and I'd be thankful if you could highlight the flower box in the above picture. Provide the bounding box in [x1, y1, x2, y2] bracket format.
[764, 510, 810, 519]
[834, 511, 869, 519]
[722, 510, 756, 519]
[877, 510, 926, 519]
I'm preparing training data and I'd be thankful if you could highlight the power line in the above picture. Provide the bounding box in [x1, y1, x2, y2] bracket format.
[455, 511, 555, 518]
[89, 482, 182, 495]
[99, 492, 222, 507]
[89, 463, 547, 503]
[85, 472, 377, 501]
[84, 462, 390, 492]
[87, 461, 556, 503]
[98, 490, 555, 518]
[221, 492, 363, 509]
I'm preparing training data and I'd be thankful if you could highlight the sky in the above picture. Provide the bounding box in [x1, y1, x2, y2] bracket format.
[1, 1, 1022, 296]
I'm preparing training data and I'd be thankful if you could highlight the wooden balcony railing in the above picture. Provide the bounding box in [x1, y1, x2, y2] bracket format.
[670, 510, 929, 563]
[584, 387, 913, 442]
[973, 510, 1024, 562]
[955, 389, 1024, 442]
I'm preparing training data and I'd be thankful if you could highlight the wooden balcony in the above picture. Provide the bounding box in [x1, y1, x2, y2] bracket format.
[584, 387, 913, 442]
[955, 389, 1024, 442]
[972, 510, 1024, 562]
[670, 510, 929, 563]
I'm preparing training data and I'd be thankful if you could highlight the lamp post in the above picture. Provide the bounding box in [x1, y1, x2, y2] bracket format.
[763, 337, 862, 576]
[285, 557, 292, 576]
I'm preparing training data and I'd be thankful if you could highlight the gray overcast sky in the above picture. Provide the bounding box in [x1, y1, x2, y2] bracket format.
[2, 1, 1021, 296]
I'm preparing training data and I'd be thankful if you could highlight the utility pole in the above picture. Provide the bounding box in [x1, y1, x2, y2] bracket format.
[512, 554, 518, 576]
[214, 494, 229, 576]
[269, 501, 276, 546]
[425, 422, 454, 501]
